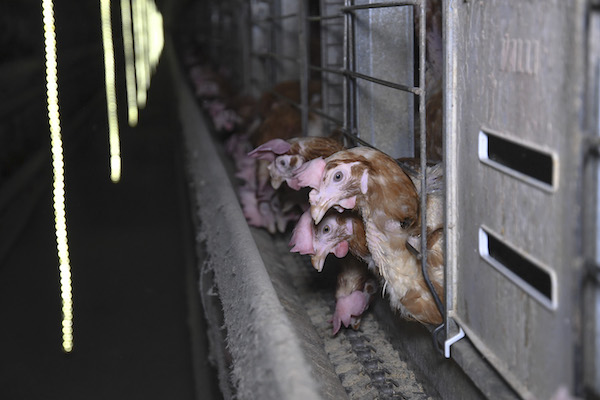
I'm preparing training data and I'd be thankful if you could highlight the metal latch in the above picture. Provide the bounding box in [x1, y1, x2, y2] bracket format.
[444, 327, 465, 358]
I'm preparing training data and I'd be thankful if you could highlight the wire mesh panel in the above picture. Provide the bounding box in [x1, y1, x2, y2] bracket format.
[186, 0, 247, 91]
[444, 1, 587, 398]
[249, 0, 273, 94]
[317, 0, 345, 132]
[351, 2, 414, 158]
[249, 0, 301, 95]
[339, 1, 420, 159]
[314, 0, 446, 351]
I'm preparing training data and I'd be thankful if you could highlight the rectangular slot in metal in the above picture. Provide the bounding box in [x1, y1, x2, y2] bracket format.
[478, 130, 556, 190]
[479, 228, 556, 310]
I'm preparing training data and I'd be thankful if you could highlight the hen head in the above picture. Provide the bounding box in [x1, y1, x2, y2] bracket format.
[268, 154, 306, 189]
[248, 138, 303, 189]
[296, 147, 420, 227]
[291, 156, 366, 224]
[289, 209, 355, 271]
[331, 290, 370, 335]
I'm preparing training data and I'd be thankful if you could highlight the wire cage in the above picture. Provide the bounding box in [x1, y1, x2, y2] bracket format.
[172, 0, 600, 399]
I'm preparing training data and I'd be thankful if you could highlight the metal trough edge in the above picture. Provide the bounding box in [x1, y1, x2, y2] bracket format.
[166, 40, 333, 400]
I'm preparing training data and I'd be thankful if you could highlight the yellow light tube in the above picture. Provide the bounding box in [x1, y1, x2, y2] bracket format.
[100, 0, 121, 183]
[121, 0, 138, 127]
[42, 0, 74, 353]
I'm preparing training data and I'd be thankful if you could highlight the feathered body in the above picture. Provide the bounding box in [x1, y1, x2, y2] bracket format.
[256, 80, 322, 118]
[332, 257, 378, 335]
[289, 209, 377, 334]
[249, 136, 345, 190]
[221, 78, 326, 233]
[290, 160, 443, 271]
[401, 161, 444, 234]
[295, 146, 443, 325]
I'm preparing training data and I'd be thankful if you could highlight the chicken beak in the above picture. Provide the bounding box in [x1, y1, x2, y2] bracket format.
[311, 203, 329, 225]
[267, 163, 283, 189]
[311, 252, 327, 272]
[271, 176, 283, 189]
[309, 189, 329, 224]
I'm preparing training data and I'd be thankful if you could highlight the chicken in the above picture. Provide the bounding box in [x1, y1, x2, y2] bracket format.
[205, 99, 242, 132]
[289, 209, 371, 272]
[293, 147, 419, 225]
[289, 160, 443, 272]
[243, 116, 327, 232]
[230, 79, 327, 233]
[331, 257, 378, 335]
[184, 54, 257, 136]
[406, 227, 444, 305]
[248, 81, 324, 188]
[205, 94, 257, 134]
[256, 80, 322, 118]
[399, 161, 444, 234]
[188, 64, 233, 100]
[248, 136, 345, 190]
[252, 103, 303, 146]
[293, 146, 443, 325]
[290, 209, 377, 334]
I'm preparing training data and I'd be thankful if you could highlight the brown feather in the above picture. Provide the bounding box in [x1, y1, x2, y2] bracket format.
[288, 136, 345, 160]
[309, 146, 444, 325]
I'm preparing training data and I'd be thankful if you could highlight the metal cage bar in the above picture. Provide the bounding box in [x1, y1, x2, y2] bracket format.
[337, 0, 446, 351]
[341, 1, 419, 12]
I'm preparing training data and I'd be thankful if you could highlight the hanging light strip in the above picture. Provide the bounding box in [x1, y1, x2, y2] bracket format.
[133, 0, 148, 108]
[141, 0, 151, 90]
[100, 0, 121, 183]
[122, 0, 164, 125]
[147, 1, 164, 73]
[121, 0, 138, 127]
[42, 0, 74, 353]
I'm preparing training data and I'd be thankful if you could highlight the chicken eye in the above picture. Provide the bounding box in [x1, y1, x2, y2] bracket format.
[322, 225, 330, 234]
[279, 159, 287, 167]
[333, 171, 343, 182]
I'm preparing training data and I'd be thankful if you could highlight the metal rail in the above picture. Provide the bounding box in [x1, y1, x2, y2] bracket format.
[307, 13, 344, 22]
[250, 51, 299, 64]
[338, 0, 447, 352]
[341, 1, 419, 12]
[310, 64, 421, 95]
[344, 69, 422, 95]
[252, 12, 298, 24]
[415, 0, 447, 352]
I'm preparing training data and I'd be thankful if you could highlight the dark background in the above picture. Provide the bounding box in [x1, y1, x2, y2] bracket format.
[0, 1, 220, 398]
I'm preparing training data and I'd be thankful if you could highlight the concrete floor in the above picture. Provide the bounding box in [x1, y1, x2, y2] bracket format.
[0, 54, 221, 399]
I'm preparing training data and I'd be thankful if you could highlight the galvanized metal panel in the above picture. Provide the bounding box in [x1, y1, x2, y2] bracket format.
[249, 0, 300, 93]
[237, 1, 253, 93]
[353, 1, 415, 158]
[273, 0, 300, 82]
[219, 2, 247, 91]
[445, 1, 586, 399]
[319, 0, 345, 130]
[584, 7, 600, 397]
[250, 0, 272, 94]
